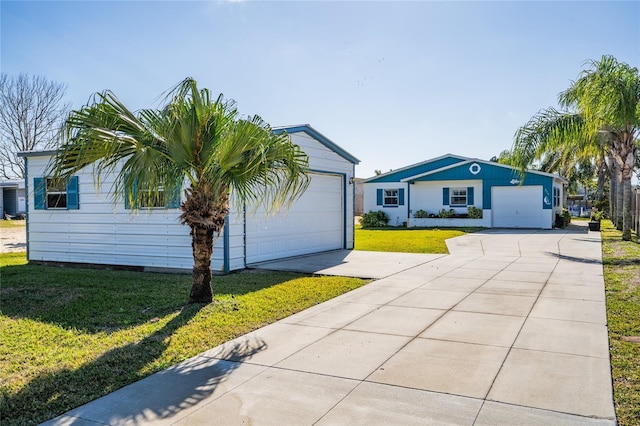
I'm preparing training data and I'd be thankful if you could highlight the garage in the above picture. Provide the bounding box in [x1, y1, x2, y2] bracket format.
[245, 172, 344, 264]
[492, 186, 544, 228]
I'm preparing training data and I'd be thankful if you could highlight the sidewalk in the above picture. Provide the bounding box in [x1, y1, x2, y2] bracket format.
[44, 223, 615, 425]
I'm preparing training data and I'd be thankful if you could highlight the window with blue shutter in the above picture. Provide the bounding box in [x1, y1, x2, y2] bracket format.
[34, 176, 79, 210]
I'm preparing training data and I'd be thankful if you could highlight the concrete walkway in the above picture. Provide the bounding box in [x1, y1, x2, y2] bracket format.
[44, 223, 615, 425]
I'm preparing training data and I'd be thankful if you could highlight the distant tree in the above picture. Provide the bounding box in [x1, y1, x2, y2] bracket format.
[0, 73, 70, 179]
[490, 150, 516, 164]
[374, 169, 382, 176]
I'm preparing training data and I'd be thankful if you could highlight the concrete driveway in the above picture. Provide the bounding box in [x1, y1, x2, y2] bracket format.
[45, 223, 615, 425]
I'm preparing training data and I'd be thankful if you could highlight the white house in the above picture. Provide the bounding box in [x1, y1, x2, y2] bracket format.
[1, 179, 26, 218]
[19, 124, 359, 272]
[363, 154, 567, 229]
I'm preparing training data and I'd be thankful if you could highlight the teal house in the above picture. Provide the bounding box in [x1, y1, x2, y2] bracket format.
[363, 154, 567, 229]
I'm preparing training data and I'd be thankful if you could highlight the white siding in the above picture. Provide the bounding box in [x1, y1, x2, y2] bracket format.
[410, 180, 482, 216]
[25, 128, 356, 272]
[25, 154, 224, 271]
[363, 182, 410, 226]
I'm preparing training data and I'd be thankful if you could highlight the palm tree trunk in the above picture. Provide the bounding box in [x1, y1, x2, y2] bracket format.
[189, 225, 214, 303]
[616, 177, 623, 230]
[608, 154, 618, 222]
[622, 176, 633, 241]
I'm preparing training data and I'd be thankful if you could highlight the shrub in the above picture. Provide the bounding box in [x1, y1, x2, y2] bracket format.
[467, 206, 483, 219]
[414, 209, 429, 218]
[562, 208, 571, 225]
[439, 208, 455, 218]
[360, 210, 390, 228]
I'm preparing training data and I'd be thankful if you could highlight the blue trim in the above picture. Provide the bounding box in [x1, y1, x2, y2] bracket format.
[273, 125, 360, 165]
[442, 187, 449, 206]
[376, 189, 383, 205]
[223, 214, 230, 274]
[398, 188, 405, 206]
[343, 173, 347, 249]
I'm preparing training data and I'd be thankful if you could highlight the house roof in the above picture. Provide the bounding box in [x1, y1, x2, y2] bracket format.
[400, 157, 568, 184]
[364, 154, 470, 183]
[19, 124, 361, 165]
[272, 124, 360, 165]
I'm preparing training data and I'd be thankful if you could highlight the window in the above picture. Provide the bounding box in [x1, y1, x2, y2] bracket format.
[553, 187, 561, 207]
[140, 186, 167, 208]
[376, 188, 404, 207]
[384, 189, 399, 206]
[46, 178, 67, 208]
[450, 188, 467, 206]
[125, 178, 181, 210]
[34, 176, 79, 210]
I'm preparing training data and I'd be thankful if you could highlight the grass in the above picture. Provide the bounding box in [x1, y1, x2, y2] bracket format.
[355, 226, 482, 253]
[0, 219, 25, 229]
[0, 252, 368, 425]
[601, 220, 640, 425]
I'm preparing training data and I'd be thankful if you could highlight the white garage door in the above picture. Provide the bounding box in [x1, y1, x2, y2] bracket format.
[245, 173, 344, 264]
[492, 186, 544, 228]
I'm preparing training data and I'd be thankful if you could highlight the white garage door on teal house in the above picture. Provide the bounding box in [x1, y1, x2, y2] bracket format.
[492, 186, 544, 228]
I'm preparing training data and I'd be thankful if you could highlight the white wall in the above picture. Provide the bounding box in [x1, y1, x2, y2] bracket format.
[25, 130, 356, 272]
[410, 180, 482, 217]
[25, 154, 225, 271]
[363, 182, 410, 226]
[279, 131, 355, 248]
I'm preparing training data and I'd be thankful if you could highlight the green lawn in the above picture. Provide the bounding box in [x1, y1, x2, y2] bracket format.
[355, 226, 482, 254]
[0, 219, 25, 229]
[0, 252, 368, 425]
[601, 220, 640, 425]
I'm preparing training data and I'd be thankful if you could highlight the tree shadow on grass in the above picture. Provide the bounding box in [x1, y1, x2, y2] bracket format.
[0, 263, 305, 333]
[1, 303, 268, 426]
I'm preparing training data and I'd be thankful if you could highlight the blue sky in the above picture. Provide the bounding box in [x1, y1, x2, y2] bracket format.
[2, 1, 638, 178]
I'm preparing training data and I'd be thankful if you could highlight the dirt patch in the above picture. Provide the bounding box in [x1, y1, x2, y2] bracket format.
[1, 223, 26, 253]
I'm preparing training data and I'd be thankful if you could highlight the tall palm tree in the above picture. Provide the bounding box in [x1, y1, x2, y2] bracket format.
[511, 55, 639, 240]
[50, 78, 309, 303]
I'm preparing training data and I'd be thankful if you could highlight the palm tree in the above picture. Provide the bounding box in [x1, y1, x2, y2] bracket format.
[511, 55, 639, 240]
[50, 78, 309, 303]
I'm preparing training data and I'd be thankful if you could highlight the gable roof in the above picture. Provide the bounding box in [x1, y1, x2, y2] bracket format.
[364, 154, 469, 183]
[400, 157, 568, 184]
[272, 124, 360, 165]
[20, 124, 361, 165]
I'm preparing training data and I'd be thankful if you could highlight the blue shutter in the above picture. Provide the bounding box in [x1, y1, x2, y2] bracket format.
[34, 177, 46, 210]
[442, 188, 449, 206]
[66, 176, 79, 209]
[376, 189, 383, 206]
[398, 188, 405, 206]
[467, 187, 474, 206]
